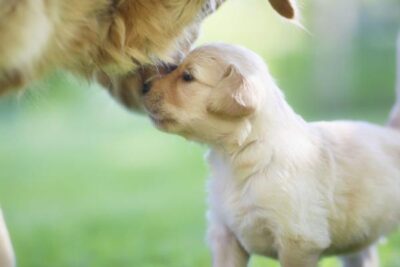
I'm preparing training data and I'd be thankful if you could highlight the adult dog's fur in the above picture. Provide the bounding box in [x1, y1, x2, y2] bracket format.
[142, 43, 400, 267]
[0, 0, 214, 94]
[0, 0, 298, 109]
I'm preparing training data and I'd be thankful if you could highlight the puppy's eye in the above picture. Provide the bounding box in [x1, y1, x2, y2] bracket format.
[182, 71, 194, 82]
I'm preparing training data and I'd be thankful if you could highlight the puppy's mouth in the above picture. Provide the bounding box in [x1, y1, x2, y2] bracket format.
[149, 113, 177, 130]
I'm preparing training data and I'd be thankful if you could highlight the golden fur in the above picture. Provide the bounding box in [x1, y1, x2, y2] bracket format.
[0, 0, 298, 109]
[0, 0, 221, 94]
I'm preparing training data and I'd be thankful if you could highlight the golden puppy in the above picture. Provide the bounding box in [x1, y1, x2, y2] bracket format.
[142, 43, 400, 267]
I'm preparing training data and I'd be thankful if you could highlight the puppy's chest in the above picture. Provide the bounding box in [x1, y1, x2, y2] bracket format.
[208, 172, 279, 257]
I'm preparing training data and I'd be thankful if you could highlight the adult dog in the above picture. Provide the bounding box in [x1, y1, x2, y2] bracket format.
[0, 1, 298, 266]
[0, 0, 297, 106]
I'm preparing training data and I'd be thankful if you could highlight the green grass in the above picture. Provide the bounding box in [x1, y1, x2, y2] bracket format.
[0, 87, 210, 267]
[0, 81, 399, 267]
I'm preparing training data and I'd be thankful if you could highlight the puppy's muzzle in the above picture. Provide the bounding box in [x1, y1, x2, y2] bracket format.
[141, 63, 178, 95]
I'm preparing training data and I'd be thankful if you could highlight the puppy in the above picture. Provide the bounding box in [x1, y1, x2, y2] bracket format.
[142, 43, 400, 267]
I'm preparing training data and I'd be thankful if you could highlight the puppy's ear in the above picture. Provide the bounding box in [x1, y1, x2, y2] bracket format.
[207, 65, 257, 118]
[268, 0, 297, 19]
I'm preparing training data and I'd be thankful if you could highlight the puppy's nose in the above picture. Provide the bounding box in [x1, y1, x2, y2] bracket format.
[142, 82, 152, 95]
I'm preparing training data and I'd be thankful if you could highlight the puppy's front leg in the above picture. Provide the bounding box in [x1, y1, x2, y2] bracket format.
[207, 221, 249, 267]
[340, 246, 379, 267]
[279, 245, 321, 267]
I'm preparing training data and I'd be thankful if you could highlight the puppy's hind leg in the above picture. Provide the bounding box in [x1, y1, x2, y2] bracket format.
[278, 245, 321, 267]
[388, 32, 400, 128]
[340, 246, 379, 267]
[0, 209, 15, 267]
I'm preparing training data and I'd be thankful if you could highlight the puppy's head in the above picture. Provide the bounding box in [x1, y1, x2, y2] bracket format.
[98, 0, 299, 113]
[96, 0, 225, 113]
[142, 43, 273, 144]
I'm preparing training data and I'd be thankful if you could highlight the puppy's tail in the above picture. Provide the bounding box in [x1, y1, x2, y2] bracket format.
[388, 32, 400, 128]
[0, 209, 15, 267]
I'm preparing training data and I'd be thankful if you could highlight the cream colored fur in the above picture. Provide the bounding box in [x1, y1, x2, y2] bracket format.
[388, 32, 400, 128]
[0, 209, 15, 267]
[142, 43, 400, 267]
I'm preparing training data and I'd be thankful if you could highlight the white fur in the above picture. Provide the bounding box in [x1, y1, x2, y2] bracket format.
[143, 43, 400, 267]
[0, 209, 15, 267]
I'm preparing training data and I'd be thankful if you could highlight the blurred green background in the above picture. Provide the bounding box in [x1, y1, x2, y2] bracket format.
[0, 0, 399, 266]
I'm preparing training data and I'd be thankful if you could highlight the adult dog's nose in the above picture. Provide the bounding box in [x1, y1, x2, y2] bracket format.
[142, 82, 152, 95]
[165, 64, 178, 74]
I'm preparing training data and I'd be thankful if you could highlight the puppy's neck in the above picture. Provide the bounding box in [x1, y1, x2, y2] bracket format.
[208, 91, 315, 182]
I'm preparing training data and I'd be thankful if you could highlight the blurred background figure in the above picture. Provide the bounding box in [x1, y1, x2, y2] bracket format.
[0, 0, 399, 267]
[312, 0, 399, 114]
[0, 210, 15, 267]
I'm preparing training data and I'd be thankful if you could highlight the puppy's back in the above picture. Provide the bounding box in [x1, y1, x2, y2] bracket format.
[312, 120, 400, 172]
[313, 120, 400, 241]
